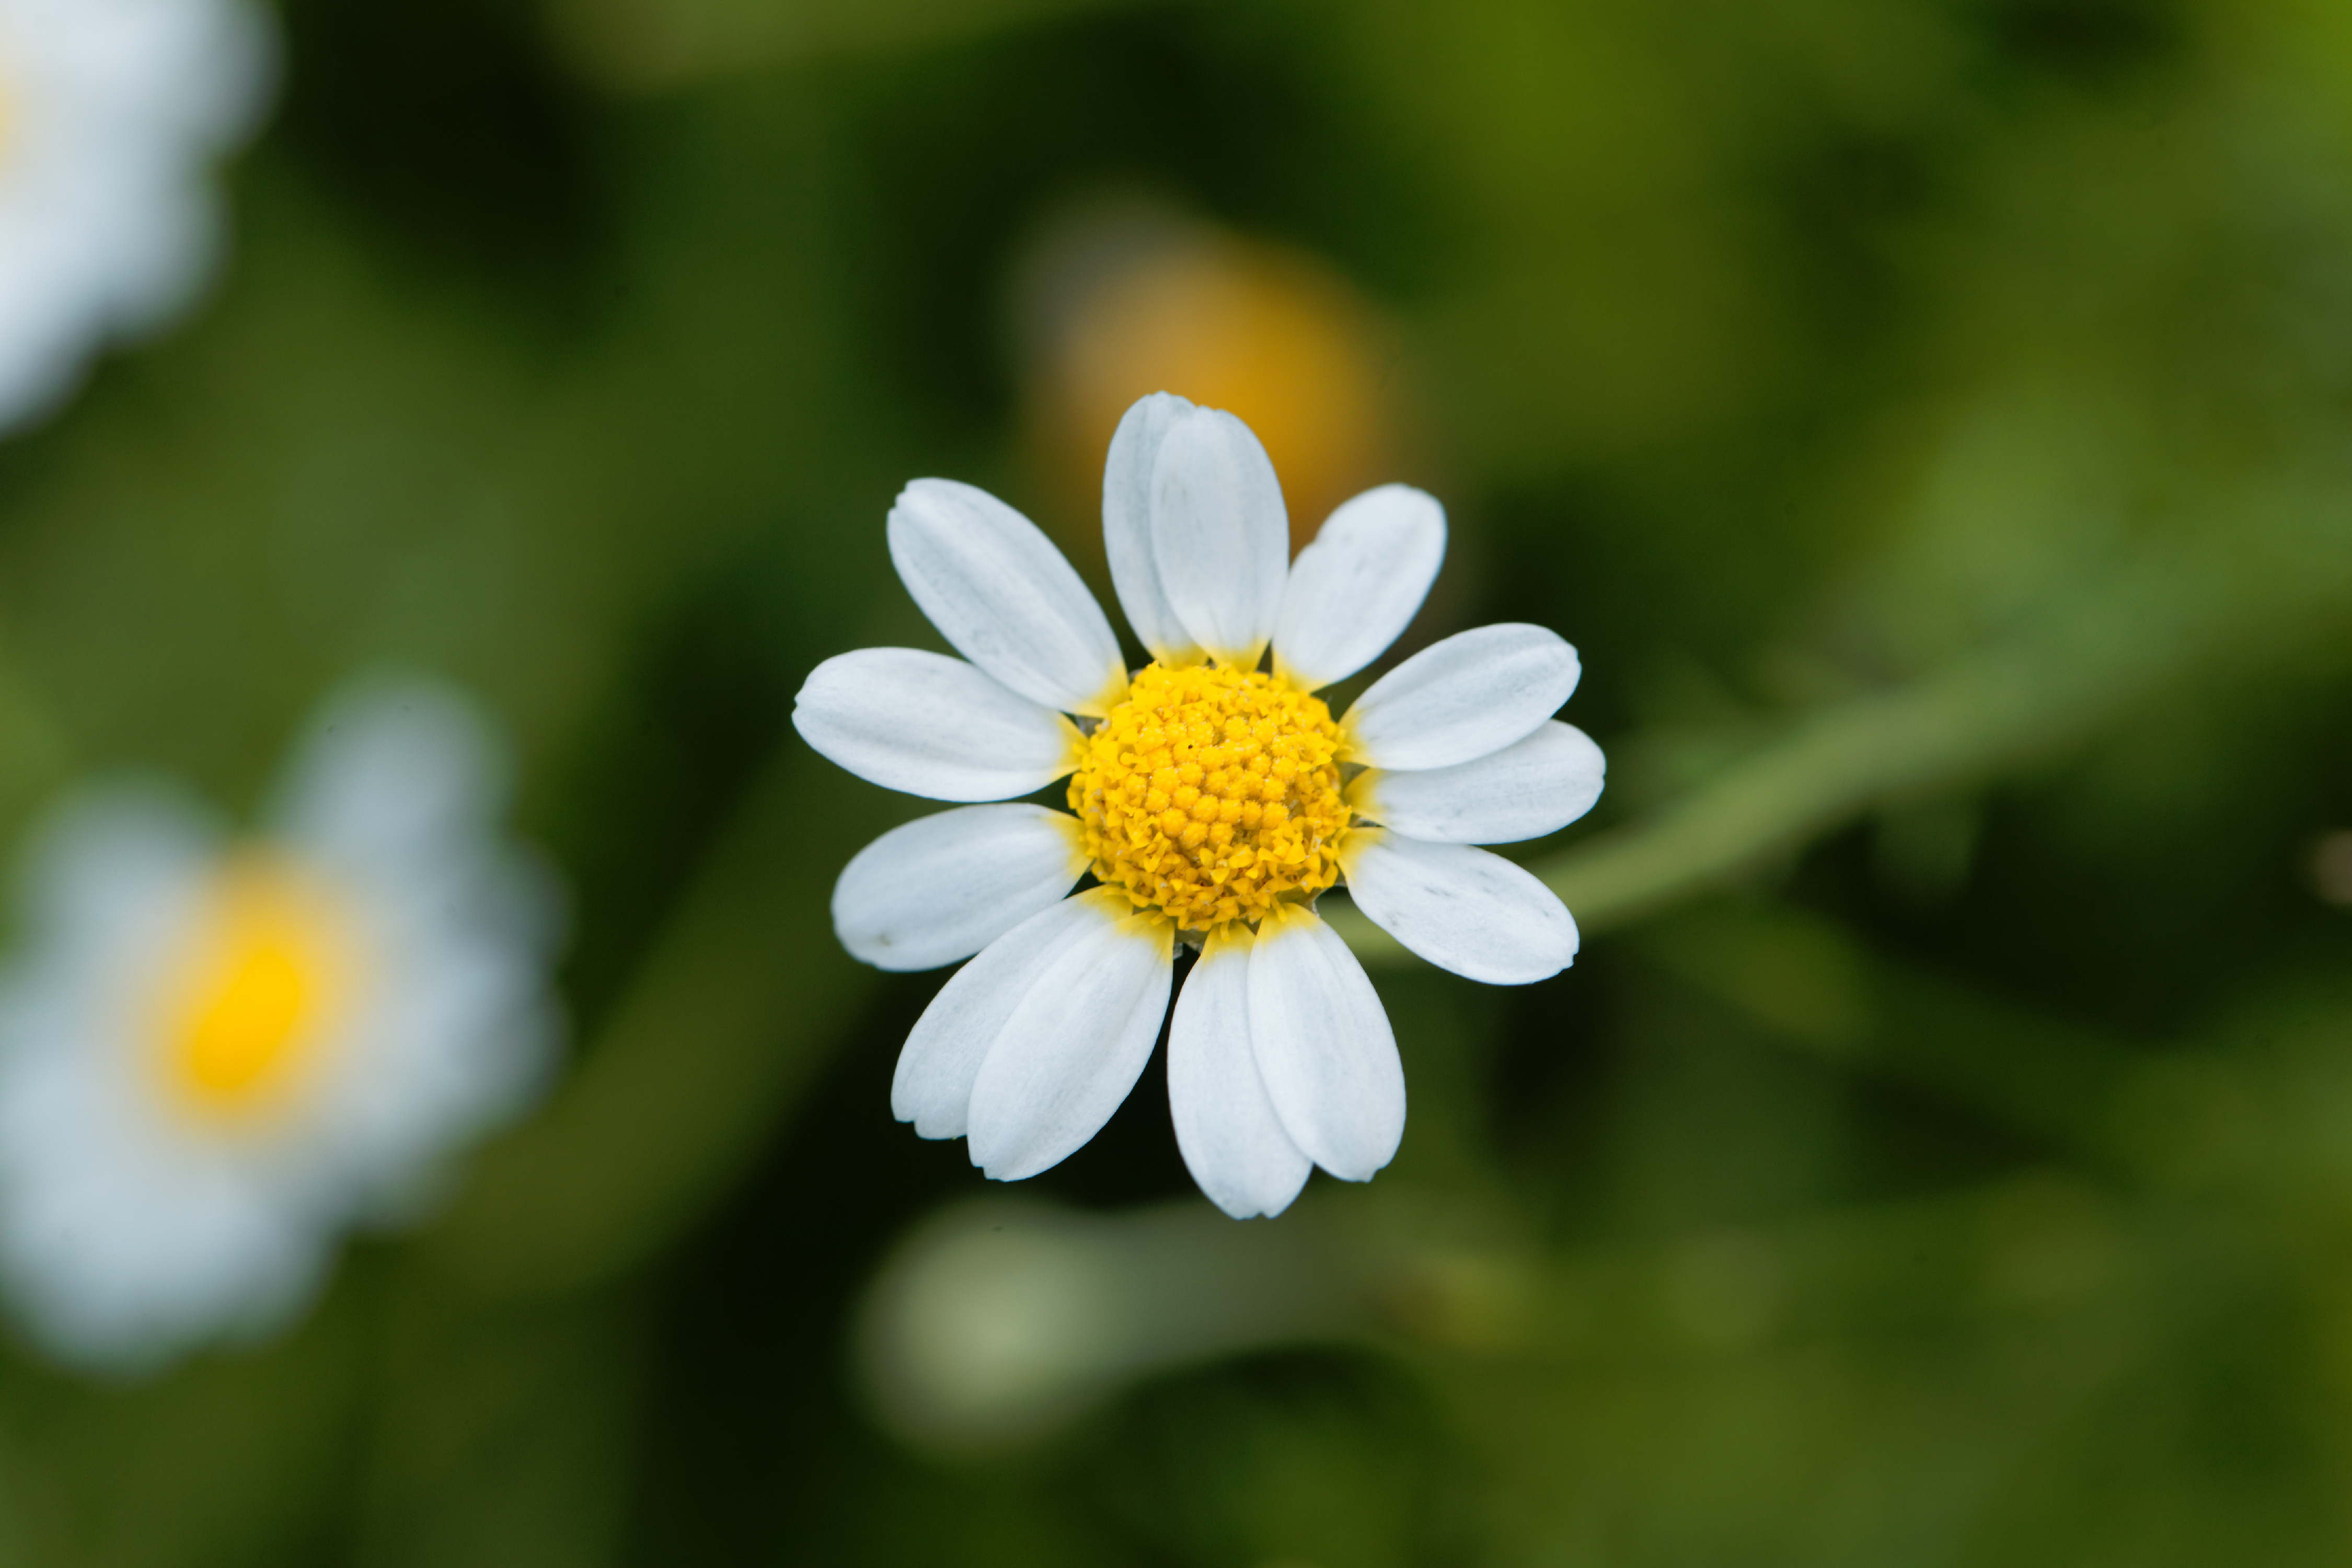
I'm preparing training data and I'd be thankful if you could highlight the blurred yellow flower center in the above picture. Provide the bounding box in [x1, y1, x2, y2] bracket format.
[156, 856, 359, 1117]
[1069, 662, 1350, 933]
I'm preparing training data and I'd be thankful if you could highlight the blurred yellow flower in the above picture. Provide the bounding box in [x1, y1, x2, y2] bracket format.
[151, 854, 363, 1122]
[1021, 211, 1406, 558]
[0, 679, 562, 1372]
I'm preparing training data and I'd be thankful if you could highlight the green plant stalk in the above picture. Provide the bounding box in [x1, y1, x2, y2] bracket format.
[1337, 482, 2352, 962]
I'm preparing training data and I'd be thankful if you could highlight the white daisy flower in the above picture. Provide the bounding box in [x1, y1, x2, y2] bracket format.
[795, 393, 1604, 1220]
[0, 0, 274, 433]
[0, 679, 560, 1371]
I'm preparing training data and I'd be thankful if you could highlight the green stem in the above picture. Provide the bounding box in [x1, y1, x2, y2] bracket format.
[1339, 485, 2352, 961]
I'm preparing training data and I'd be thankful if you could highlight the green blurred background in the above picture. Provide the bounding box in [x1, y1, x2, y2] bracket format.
[6, 0, 2352, 1560]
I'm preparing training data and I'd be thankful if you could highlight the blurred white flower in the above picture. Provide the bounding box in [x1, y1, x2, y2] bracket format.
[0, 679, 561, 1371]
[795, 393, 1602, 1220]
[0, 0, 274, 433]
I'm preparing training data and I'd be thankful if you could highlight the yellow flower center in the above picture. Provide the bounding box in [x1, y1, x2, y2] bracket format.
[1069, 662, 1351, 934]
[153, 855, 361, 1120]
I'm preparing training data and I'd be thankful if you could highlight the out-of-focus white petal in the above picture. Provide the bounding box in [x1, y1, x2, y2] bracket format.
[966, 895, 1173, 1181]
[793, 649, 1080, 802]
[1342, 624, 1580, 771]
[1338, 829, 1578, 984]
[887, 479, 1128, 717]
[0, 0, 279, 436]
[1102, 393, 1203, 665]
[261, 675, 562, 1219]
[1149, 407, 1290, 668]
[1349, 721, 1605, 845]
[1247, 904, 1403, 1183]
[13, 785, 217, 958]
[0, 1037, 324, 1371]
[272, 677, 504, 870]
[1168, 926, 1312, 1219]
[890, 892, 1108, 1140]
[833, 805, 1088, 973]
[1273, 485, 1447, 691]
[319, 874, 559, 1213]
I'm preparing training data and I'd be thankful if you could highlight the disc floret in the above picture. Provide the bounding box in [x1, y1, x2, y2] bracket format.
[1069, 662, 1351, 933]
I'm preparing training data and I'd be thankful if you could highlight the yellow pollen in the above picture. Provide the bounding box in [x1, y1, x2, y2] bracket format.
[1069, 662, 1351, 933]
[153, 854, 359, 1119]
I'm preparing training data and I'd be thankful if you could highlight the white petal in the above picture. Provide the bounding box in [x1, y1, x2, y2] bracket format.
[15, 785, 217, 952]
[272, 677, 504, 866]
[966, 896, 1174, 1181]
[833, 805, 1089, 972]
[1102, 393, 1204, 665]
[891, 892, 1110, 1138]
[1338, 829, 1578, 985]
[1342, 624, 1581, 771]
[889, 479, 1128, 717]
[1349, 721, 1606, 845]
[793, 649, 1080, 802]
[1247, 904, 1404, 1182]
[1149, 407, 1290, 668]
[1273, 485, 1447, 691]
[1168, 927, 1312, 1219]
